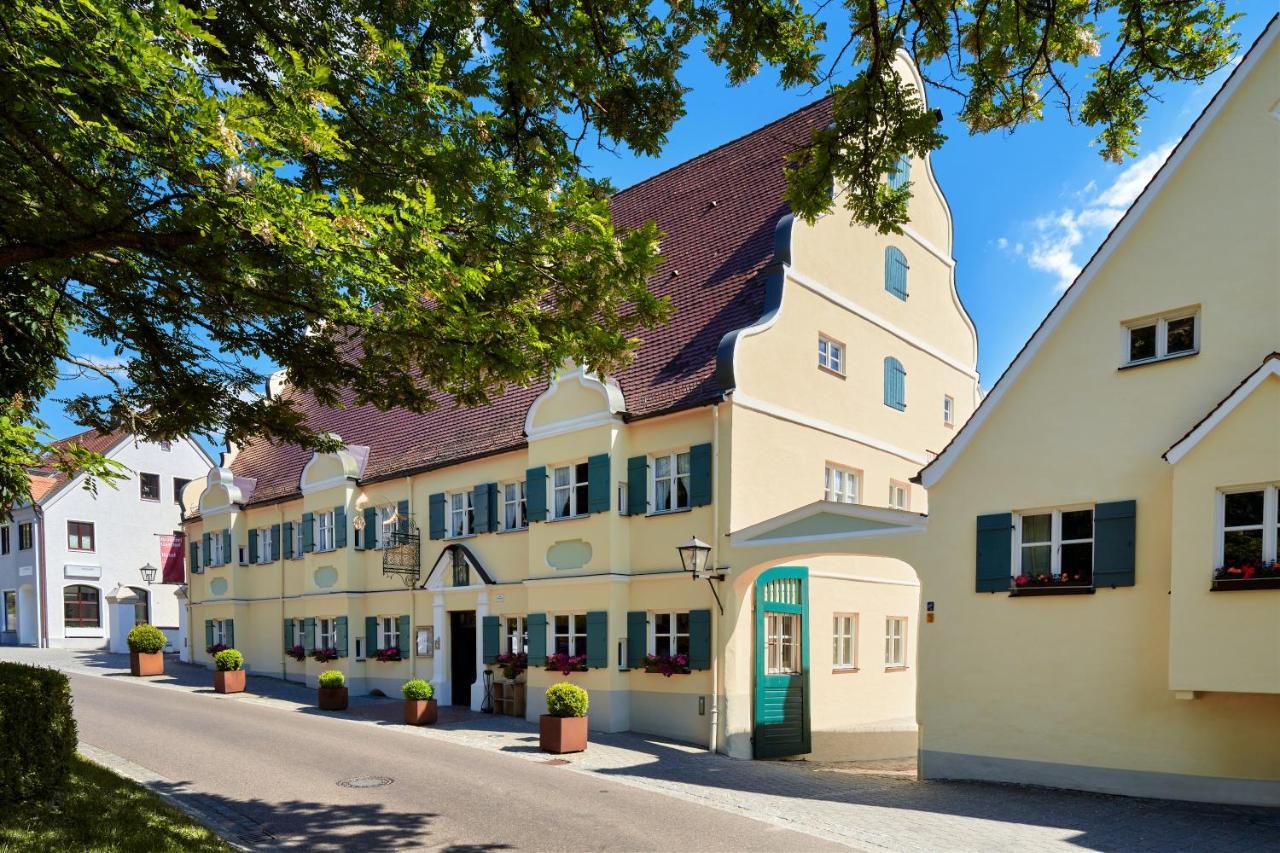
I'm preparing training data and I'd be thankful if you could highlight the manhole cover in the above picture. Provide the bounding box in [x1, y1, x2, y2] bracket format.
[337, 776, 394, 789]
[542, 759, 569, 766]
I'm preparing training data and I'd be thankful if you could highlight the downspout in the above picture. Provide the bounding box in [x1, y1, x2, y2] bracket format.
[34, 504, 47, 648]
[708, 402, 721, 753]
[280, 502, 286, 677]
[406, 475, 415, 680]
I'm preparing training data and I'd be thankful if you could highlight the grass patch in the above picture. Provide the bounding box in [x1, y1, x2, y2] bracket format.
[0, 754, 229, 852]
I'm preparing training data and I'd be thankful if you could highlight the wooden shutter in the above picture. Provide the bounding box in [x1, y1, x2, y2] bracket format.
[585, 611, 608, 668]
[688, 609, 711, 670]
[626, 456, 648, 516]
[525, 467, 548, 522]
[482, 615, 500, 663]
[586, 454, 610, 513]
[302, 513, 315, 552]
[397, 615, 410, 657]
[885, 246, 909, 299]
[365, 616, 378, 653]
[397, 500, 410, 534]
[190, 541, 200, 575]
[1094, 500, 1137, 588]
[204, 620, 213, 650]
[225, 619, 235, 648]
[976, 513, 1013, 592]
[269, 524, 281, 561]
[282, 522, 293, 559]
[485, 483, 499, 531]
[303, 617, 315, 653]
[336, 616, 348, 657]
[689, 443, 713, 507]
[428, 493, 446, 540]
[248, 528, 259, 563]
[283, 619, 293, 652]
[334, 506, 347, 548]
[221, 530, 232, 564]
[361, 507, 377, 549]
[526, 613, 547, 662]
[626, 611, 648, 669]
[472, 485, 491, 533]
[884, 358, 906, 410]
[888, 154, 910, 189]
[202, 533, 211, 566]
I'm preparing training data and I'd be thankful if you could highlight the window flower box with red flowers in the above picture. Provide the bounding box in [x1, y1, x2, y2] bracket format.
[642, 654, 691, 677]
[375, 648, 403, 663]
[1211, 561, 1280, 591]
[1009, 571, 1095, 597]
[312, 647, 339, 663]
[493, 652, 528, 680]
[287, 644, 306, 662]
[544, 653, 588, 675]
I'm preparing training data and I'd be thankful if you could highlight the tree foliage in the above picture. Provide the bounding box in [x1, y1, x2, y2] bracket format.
[0, 0, 1239, 512]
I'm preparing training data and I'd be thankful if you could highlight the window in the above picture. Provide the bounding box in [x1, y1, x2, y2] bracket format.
[140, 472, 161, 501]
[1124, 311, 1198, 365]
[67, 520, 95, 552]
[1017, 507, 1094, 583]
[501, 482, 527, 531]
[377, 615, 399, 651]
[316, 511, 335, 551]
[764, 613, 801, 674]
[256, 527, 273, 564]
[885, 246, 909, 300]
[651, 612, 690, 657]
[375, 505, 397, 547]
[448, 491, 474, 538]
[4, 591, 16, 632]
[824, 465, 860, 504]
[1, 526, 10, 555]
[1219, 485, 1280, 568]
[943, 395, 955, 427]
[18, 522, 33, 551]
[64, 585, 101, 628]
[504, 616, 527, 654]
[552, 613, 587, 657]
[652, 451, 691, 513]
[887, 154, 910, 190]
[833, 614, 857, 669]
[292, 522, 304, 559]
[318, 617, 338, 650]
[210, 530, 226, 565]
[211, 619, 228, 647]
[553, 462, 589, 520]
[173, 478, 190, 506]
[889, 481, 909, 510]
[884, 357, 906, 410]
[293, 618, 308, 649]
[129, 587, 149, 626]
[818, 335, 844, 374]
[885, 617, 907, 667]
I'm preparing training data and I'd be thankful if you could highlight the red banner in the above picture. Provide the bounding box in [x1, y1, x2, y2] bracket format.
[160, 533, 186, 584]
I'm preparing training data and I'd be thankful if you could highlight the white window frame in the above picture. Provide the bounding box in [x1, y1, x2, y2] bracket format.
[371, 505, 395, 549]
[943, 395, 955, 427]
[211, 619, 228, 647]
[292, 521, 304, 558]
[501, 482, 527, 531]
[377, 615, 399, 651]
[448, 491, 474, 538]
[1013, 505, 1095, 578]
[316, 511, 335, 552]
[552, 613, 587, 657]
[818, 334, 844, 375]
[764, 612, 801, 675]
[210, 531, 226, 565]
[139, 472, 161, 502]
[833, 613, 858, 670]
[824, 464, 860, 504]
[1122, 309, 1199, 366]
[1215, 484, 1279, 568]
[318, 617, 337, 650]
[293, 617, 308, 649]
[504, 615, 527, 654]
[884, 617, 907, 668]
[256, 527, 273, 564]
[552, 462, 589, 520]
[651, 450, 692, 514]
[889, 481, 910, 510]
[648, 611, 690, 657]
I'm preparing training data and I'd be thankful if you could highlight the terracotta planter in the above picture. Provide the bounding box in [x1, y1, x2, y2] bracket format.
[318, 686, 348, 711]
[404, 698, 438, 726]
[129, 651, 164, 677]
[214, 669, 246, 694]
[539, 714, 588, 754]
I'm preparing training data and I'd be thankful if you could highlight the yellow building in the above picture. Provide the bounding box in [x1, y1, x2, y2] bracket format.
[183, 51, 979, 762]
[733, 21, 1279, 803]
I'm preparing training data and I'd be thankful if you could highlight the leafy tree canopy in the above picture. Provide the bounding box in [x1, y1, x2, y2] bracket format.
[0, 0, 1238, 512]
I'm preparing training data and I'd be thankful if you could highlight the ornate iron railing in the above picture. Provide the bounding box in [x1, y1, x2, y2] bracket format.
[382, 527, 421, 588]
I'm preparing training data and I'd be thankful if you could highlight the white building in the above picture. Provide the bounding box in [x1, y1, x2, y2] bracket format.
[0, 428, 212, 651]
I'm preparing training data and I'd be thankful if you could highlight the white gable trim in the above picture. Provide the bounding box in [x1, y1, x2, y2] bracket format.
[39, 432, 133, 512]
[919, 20, 1279, 489]
[1164, 358, 1280, 465]
[729, 499, 927, 548]
[523, 362, 625, 441]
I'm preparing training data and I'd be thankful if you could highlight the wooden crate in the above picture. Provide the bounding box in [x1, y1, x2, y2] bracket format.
[492, 680, 526, 717]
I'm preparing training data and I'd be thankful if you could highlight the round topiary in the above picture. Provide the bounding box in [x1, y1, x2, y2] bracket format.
[318, 670, 345, 689]
[545, 682, 589, 718]
[127, 624, 166, 654]
[402, 679, 433, 701]
[213, 648, 243, 672]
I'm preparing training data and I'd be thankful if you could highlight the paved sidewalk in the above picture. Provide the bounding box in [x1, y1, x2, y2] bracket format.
[8, 647, 1279, 852]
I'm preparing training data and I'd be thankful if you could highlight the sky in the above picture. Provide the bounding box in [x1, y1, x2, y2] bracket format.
[41, 3, 1275, 451]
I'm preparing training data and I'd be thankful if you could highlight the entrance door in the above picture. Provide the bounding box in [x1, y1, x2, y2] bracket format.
[2, 590, 15, 644]
[753, 567, 810, 758]
[450, 610, 477, 706]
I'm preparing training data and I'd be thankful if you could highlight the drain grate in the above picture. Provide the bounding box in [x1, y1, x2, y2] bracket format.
[337, 776, 394, 789]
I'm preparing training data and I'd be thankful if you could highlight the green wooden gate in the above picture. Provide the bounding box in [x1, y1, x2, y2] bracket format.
[753, 566, 810, 758]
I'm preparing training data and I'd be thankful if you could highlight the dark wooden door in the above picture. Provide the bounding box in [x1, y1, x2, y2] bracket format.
[450, 610, 477, 706]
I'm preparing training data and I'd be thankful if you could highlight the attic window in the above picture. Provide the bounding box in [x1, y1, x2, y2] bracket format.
[1123, 310, 1198, 367]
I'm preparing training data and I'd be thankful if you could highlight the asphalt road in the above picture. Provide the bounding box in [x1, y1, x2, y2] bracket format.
[70, 673, 841, 851]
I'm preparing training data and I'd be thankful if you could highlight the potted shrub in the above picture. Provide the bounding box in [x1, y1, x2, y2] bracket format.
[213, 648, 246, 694]
[402, 679, 437, 725]
[317, 670, 348, 711]
[127, 624, 166, 676]
[540, 682, 589, 754]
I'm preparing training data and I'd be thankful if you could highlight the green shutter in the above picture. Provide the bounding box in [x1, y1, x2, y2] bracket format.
[361, 507, 377, 549]
[397, 500, 410, 534]
[365, 616, 378, 653]
[587, 454, 610, 513]
[585, 610, 608, 668]
[397, 614, 410, 657]
[428, 493, 446, 540]
[282, 522, 294, 559]
[269, 524, 281, 561]
[283, 619, 293, 652]
[486, 483, 499, 531]
[976, 513, 1013, 592]
[190, 541, 200, 574]
[205, 619, 213, 650]
[302, 513, 315, 552]
[626, 456, 648, 516]
[225, 619, 235, 648]
[626, 611, 647, 668]
[527, 613, 547, 661]
[221, 530, 232, 564]
[334, 506, 347, 548]
[472, 485, 491, 534]
[303, 617, 315, 653]
[1095, 500, 1137, 588]
[689, 443, 713, 507]
[525, 467, 547, 522]
[248, 528, 259, 563]
[482, 615, 500, 663]
[688, 609, 711, 670]
[335, 616, 348, 657]
[202, 532, 211, 565]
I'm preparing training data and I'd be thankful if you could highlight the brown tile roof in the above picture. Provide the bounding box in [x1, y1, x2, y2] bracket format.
[27, 475, 58, 503]
[26, 426, 130, 505]
[231, 97, 835, 507]
[1162, 351, 1280, 460]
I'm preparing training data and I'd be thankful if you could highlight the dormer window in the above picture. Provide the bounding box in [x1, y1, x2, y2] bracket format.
[1124, 310, 1198, 366]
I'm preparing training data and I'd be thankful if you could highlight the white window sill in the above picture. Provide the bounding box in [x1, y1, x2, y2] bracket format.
[445, 533, 477, 541]
[647, 507, 692, 517]
[1120, 349, 1198, 370]
[496, 527, 529, 535]
[547, 514, 588, 524]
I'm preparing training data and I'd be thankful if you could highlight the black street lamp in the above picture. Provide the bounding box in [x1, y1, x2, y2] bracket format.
[676, 536, 712, 579]
[139, 563, 158, 585]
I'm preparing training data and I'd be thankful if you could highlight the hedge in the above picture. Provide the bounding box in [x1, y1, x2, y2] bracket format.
[0, 663, 77, 803]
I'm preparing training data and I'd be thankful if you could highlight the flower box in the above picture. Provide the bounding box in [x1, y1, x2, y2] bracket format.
[1010, 573, 1094, 597]
[544, 653, 588, 675]
[287, 645, 307, 662]
[214, 669, 246, 694]
[642, 654, 691, 677]
[1212, 562, 1280, 591]
[318, 687, 348, 711]
[312, 647, 339, 663]
[539, 715, 588, 754]
[404, 699, 438, 726]
[493, 651, 528, 680]
[375, 648, 402, 663]
[129, 651, 164, 677]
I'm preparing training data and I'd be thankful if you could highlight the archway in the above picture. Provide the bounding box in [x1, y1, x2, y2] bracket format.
[16, 584, 36, 645]
[128, 587, 150, 626]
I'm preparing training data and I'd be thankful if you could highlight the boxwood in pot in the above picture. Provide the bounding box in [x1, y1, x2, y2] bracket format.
[540, 682, 589, 754]
[127, 624, 166, 676]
